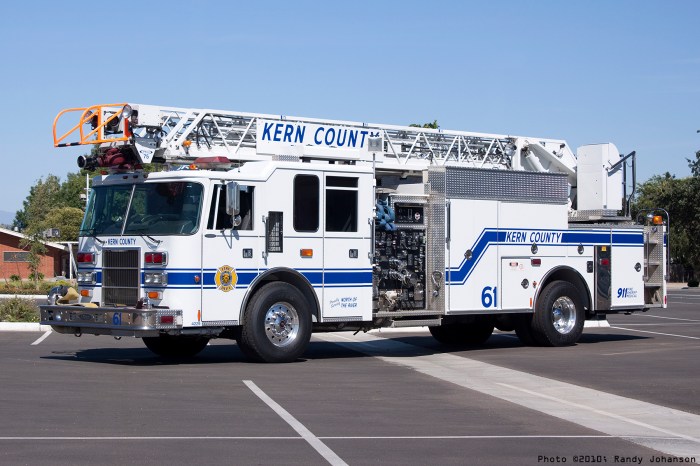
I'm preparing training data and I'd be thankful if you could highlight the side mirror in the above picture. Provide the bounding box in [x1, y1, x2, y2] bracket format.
[226, 182, 240, 216]
[226, 182, 242, 228]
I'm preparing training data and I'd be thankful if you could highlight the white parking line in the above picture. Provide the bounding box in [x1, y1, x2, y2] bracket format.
[0, 434, 672, 440]
[317, 332, 700, 458]
[609, 326, 700, 340]
[632, 314, 700, 323]
[243, 380, 348, 466]
[0, 436, 301, 440]
[614, 323, 700, 326]
[30, 330, 52, 346]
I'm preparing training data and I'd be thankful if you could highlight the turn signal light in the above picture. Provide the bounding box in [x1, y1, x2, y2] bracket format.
[147, 291, 162, 299]
[300, 249, 313, 258]
[652, 215, 663, 225]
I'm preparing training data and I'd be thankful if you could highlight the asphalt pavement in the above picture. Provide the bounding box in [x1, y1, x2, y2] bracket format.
[0, 289, 698, 465]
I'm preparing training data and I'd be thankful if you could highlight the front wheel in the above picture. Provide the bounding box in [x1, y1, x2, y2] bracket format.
[531, 280, 585, 346]
[238, 282, 312, 363]
[142, 334, 210, 358]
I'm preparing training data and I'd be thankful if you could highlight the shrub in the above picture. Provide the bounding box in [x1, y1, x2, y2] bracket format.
[9, 274, 21, 282]
[28, 272, 45, 281]
[688, 278, 699, 288]
[39, 281, 66, 293]
[0, 297, 39, 322]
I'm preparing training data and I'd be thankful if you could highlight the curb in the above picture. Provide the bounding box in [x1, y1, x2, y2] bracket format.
[0, 322, 52, 332]
[0, 294, 46, 300]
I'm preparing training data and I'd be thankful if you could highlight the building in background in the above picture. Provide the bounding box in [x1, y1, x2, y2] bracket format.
[0, 227, 69, 279]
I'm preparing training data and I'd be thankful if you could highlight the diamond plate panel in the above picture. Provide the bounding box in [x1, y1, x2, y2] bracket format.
[441, 167, 567, 204]
[426, 171, 446, 315]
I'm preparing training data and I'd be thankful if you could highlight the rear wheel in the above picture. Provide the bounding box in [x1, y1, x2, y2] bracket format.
[513, 314, 538, 346]
[531, 280, 585, 346]
[238, 282, 312, 363]
[142, 334, 210, 358]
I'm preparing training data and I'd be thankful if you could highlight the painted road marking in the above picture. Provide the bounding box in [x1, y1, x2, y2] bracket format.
[0, 434, 673, 440]
[243, 380, 348, 466]
[610, 326, 700, 340]
[631, 314, 700, 323]
[30, 330, 51, 346]
[0, 436, 301, 440]
[614, 322, 700, 326]
[316, 332, 700, 458]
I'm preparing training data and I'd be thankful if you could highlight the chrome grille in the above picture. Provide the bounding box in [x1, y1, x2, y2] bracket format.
[103, 249, 139, 306]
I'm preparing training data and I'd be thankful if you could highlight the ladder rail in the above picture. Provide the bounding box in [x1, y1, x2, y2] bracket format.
[53, 102, 578, 174]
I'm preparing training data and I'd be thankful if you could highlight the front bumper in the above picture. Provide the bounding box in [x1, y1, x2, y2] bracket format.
[40, 305, 183, 337]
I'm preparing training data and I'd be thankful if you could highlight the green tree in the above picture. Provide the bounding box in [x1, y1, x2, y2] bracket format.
[13, 175, 61, 232]
[634, 173, 700, 272]
[43, 207, 84, 241]
[57, 171, 91, 209]
[19, 232, 47, 284]
[410, 120, 439, 129]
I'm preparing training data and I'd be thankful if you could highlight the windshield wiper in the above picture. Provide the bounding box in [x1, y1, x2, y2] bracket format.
[129, 228, 163, 246]
[79, 228, 104, 244]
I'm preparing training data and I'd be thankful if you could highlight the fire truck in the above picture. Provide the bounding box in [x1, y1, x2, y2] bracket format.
[41, 103, 668, 362]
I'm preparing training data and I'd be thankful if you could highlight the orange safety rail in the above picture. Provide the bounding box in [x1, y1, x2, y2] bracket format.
[53, 103, 130, 147]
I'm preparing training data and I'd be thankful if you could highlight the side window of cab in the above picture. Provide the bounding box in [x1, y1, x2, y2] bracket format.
[207, 184, 254, 230]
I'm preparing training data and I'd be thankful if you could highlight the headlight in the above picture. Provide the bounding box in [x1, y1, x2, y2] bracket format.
[122, 104, 133, 119]
[77, 271, 96, 284]
[144, 272, 168, 286]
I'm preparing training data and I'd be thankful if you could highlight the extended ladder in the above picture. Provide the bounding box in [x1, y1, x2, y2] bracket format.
[53, 102, 577, 179]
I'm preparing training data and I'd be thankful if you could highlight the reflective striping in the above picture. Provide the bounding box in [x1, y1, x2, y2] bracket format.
[447, 228, 644, 285]
[81, 267, 373, 289]
[316, 332, 700, 458]
[243, 380, 348, 466]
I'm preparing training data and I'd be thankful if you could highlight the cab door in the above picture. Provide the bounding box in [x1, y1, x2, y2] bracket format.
[201, 182, 260, 325]
[321, 172, 373, 321]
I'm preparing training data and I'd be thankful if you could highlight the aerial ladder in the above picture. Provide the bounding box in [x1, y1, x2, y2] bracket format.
[53, 103, 577, 179]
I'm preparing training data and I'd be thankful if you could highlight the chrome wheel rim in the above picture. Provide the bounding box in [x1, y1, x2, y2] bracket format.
[264, 302, 299, 347]
[551, 296, 576, 334]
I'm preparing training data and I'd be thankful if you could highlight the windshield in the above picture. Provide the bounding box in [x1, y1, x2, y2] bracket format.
[81, 181, 204, 236]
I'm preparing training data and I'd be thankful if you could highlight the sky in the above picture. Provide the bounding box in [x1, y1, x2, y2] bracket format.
[0, 0, 698, 218]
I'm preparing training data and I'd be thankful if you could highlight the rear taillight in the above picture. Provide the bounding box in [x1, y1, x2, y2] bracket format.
[144, 252, 167, 265]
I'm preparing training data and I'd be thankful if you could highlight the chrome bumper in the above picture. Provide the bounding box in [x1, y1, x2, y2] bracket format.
[40, 305, 183, 337]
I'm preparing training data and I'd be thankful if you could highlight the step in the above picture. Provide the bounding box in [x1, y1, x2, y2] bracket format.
[375, 310, 442, 317]
[390, 318, 441, 328]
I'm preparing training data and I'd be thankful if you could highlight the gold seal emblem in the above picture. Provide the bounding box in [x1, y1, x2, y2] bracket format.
[215, 265, 237, 292]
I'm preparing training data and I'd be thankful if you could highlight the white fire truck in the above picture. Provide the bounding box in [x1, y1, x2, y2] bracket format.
[41, 103, 668, 362]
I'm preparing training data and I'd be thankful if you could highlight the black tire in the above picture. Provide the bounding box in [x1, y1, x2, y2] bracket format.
[429, 317, 494, 346]
[494, 315, 516, 332]
[429, 324, 464, 345]
[142, 334, 210, 358]
[530, 280, 585, 346]
[513, 313, 538, 346]
[238, 282, 312, 363]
